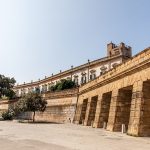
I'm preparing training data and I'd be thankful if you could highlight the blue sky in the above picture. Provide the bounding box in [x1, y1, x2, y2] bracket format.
[0, 0, 150, 84]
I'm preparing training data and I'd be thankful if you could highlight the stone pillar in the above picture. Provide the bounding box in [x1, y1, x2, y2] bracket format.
[84, 96, 98, 126]
[84, 98, 92, 126]
[93, 94, 103, 128]
[106, 89, 120, 131]
[127, 81, 144, 136]
[73, 97, 84, 124]
[140, 81, 150, 136]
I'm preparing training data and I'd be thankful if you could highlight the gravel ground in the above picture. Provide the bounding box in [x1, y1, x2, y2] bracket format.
[0, 121, 150, 150]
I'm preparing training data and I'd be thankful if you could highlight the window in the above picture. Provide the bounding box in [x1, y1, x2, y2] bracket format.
[47, 83, 51, 91]
[90, 73, 96, 80]
[113, 49, 120, 55]
[114, 51, 120, 55]
[42, 85, 47, 93]
[90, 70, 96, 80]
[48, 82, 54, 91]
[81, 76, 86, 84]
[44, 84, 47, 92]
[100, 66, 107, 75]
[31, 87, 34, 93]
[74, 77, 78, 85]
[35, 86, 40, 94]
[112, 63, 118, 68]
[21, 88, 26, 95]
[67, 77, 71, 80]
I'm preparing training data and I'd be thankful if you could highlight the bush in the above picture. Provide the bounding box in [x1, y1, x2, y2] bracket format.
[2, 109, 15, 120]
[50, 79, 76, 92]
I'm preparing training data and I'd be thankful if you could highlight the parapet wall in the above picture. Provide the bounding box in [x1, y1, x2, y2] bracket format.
[16, 88, 78, 123]
[0, 100, 9, 115]
[0, 100, 17, 116]
[34, 89, 78, 123]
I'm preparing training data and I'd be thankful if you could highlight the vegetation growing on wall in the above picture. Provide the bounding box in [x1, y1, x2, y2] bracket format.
[50, 79, 76, 92]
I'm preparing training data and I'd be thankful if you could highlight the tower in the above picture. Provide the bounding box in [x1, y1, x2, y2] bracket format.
[107, 42, 132, 59]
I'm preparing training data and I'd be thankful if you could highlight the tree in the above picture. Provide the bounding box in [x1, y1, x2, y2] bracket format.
[15, 93, 47, 122]
[2, 108, 15, 120]
[0, 74, 16, 99]
[14, 95, 28, 115]
[50, 79, 76, 92]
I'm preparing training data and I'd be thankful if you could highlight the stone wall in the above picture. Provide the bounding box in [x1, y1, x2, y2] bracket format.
[34, 96, 77, 123]
[1, 47, 150, 137]
[74, 48, 150, 137]
[0, 100, 9, 116]
[0, 100, 17, 116]
[34, 89, 78, 123]
[16, 89, 78, 123]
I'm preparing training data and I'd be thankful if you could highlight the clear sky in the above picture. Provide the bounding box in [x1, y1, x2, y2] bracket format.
[0, 0, 150, 84]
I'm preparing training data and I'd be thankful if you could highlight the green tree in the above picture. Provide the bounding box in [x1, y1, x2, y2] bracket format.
[0, 74, 16, 99]
[50, 79, 76, 92]
[14, 95, 28, 115]
[2, 108, 15, 120]
[15, 93, 47, 122]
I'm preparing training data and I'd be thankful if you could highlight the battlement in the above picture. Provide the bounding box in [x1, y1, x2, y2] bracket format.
[107, 42, 132, 59]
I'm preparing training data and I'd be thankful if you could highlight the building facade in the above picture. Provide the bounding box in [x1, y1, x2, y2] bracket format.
[14, 42, 132, 96]
[1, 42, 150, 137]
[73, 47, 150, 136]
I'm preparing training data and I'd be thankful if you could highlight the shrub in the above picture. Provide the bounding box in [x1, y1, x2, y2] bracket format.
[2, 109, 15, 120]
[50, 79, 76, 92]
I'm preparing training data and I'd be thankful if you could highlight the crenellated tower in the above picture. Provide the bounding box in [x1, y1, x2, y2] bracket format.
[107, 42, 132, 59]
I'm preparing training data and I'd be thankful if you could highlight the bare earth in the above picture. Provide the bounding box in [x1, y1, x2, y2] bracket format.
[0, 121, 150, 150]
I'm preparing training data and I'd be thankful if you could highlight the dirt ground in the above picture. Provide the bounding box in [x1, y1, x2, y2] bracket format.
[0, 121, 150, 150]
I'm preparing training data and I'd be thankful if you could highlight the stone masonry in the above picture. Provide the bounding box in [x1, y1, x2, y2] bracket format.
[16, 88, 78, 123]
[0, 45, 150, 137]
[34, 88, 78, 123]
[73, 47, 150, 137]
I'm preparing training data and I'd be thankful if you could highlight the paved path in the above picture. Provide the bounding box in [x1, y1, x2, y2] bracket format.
[0, 121, 150, 150]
